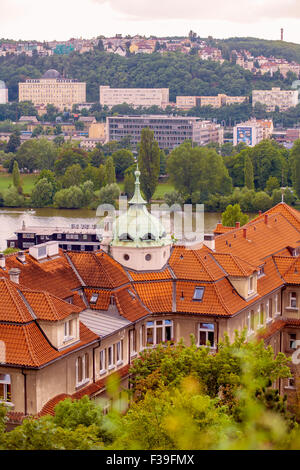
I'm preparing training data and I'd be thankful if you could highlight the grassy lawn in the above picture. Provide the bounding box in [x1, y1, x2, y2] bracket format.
[153, 181, 174, 200]
[0, 173, 37, 194]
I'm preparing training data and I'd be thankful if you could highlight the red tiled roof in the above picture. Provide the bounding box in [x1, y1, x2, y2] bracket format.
[39, 364, 130, 416]
[68, 251, 129, 288]
[134, 281, 173, 313]
[0, 278, 33, 323]
[84, 288, 111, 310]
[273, 255, 300, 285]
[128, 267, 173, 281]
[215, 213, 300, 265]
[212, 253, 258, 277]
[169, 246, 225, 281]
[4, 250, 80, 299]
[115, 287, 149, 322]
[213, 223, 235, 235]
[22, 290, 82, 321]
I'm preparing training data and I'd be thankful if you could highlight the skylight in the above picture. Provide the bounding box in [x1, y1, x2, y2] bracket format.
[193, 287, 205, 301]
[90, 293, 99, 304]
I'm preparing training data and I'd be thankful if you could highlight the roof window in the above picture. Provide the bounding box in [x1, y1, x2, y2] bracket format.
[193, 286, 205, 301]
[90, 293, 99, 304]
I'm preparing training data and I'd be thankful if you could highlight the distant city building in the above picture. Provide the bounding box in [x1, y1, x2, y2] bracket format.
[19, 69, 86, 111]
[233, 120, 264, 147]
[176, 94, 247, 110]
[252, 87, 298, 112]
[106, 115, 223, 150]
[100, 86, 169, 109]
[256, 119, 274, 140]
[7, 223, 102, 252]
[0, 81, 8, 104]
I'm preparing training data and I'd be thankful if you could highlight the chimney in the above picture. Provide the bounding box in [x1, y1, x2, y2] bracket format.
[0, 254, 5, 270]
[17, 251, 26, 264]
[259, 211, 262, 216]
[8, 268, 21, 284]
[243, 228, 247, 239]
[235, 222, 240, 228]
[264, 214, 268, 224]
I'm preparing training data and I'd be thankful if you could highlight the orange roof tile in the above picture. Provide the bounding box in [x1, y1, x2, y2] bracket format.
[215, 213, 300, 265]
[212, 253, 258, 277]
[273, 255, 300, 285]
[169, 246, 225, 281]
[213, 223, 235, 235]
[3, 250, 80, 299]
[84, 289, 111, 310]
[0, 278, 33, 323]
[127, 267, 173, 281]
[68, 251, 129, 288]
[251, 203, 300, 232]
[22, 290, 82, 321]
[115, 287, 149, 322]
[134, 281, 173, 313]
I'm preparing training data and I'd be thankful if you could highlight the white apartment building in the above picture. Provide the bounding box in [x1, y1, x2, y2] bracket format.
[0, 81, 8, 104]
[233, 120, 264, 147]
[19, 69, 86, 111]
[252, 87, 298, 112]
[100, 86, 169, 109]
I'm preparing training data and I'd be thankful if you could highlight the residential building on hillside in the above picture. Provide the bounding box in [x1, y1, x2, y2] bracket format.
[252, 87, 298, 112]
[2, 167, 300, 422]
[19, 69, 86, 111]
[106, 115, 223, 150]
[233, 119, 264, 147]
[176, 94, 247, 110]
[0, 81, 8, 104]
[99, 86, 169, 109]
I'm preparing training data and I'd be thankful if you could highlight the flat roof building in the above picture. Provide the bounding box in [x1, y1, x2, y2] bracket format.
[252, 87, 298, 112]
[176, 94, 247, 110]
[100, 86, 169, 109]
[233, 120, 264, 147]
[19, 69, 86, 111]
[0, 81, 8, 104]
[106, 115, 223, 150]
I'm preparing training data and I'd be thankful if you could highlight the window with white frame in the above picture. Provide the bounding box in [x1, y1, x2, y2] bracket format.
[248, 276, 254, 294]
[130, 329, 136, 356]
[193, 287, 205, 301]
[0, 374, 11, 402]
[287, 377, 296, 389]
[266, 301, 271, 322]
[248, 310, 255, 333]
[116, 341, 123, 365]
[258, 304, 264, 326]
[64, 319, 73, 341]
[90, 293, 98, 304]
[290, 292, 297, 309]
[100, 349, 106, 374]
[199, 323, 215, 348]
[108, 345, 114, 369]
[146, 320, 173, 346]
[76, 353, 89, 386]
[289, 333, 297, 349]
[139, 325, 145, 351]
[274, 293, 280, 315]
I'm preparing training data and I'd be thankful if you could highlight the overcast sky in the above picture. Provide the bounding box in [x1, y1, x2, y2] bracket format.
[1, 0, 300, 43]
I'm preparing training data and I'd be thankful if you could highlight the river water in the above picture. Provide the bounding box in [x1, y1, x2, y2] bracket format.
[0, 208, 226, 252]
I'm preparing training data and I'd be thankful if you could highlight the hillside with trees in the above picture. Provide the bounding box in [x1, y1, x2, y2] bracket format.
[0, 49, 297, 103]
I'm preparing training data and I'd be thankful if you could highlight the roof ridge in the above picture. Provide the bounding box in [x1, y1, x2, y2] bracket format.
[93, 253, 114, 288]
[22, 324, 40, 367]
[212, 280, 231, 315]
[192, 250, 214, 280]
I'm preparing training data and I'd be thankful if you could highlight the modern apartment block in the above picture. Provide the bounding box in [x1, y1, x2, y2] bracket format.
[233, 120, 264, 147]
[106, 115, 223, 150]
[0, 81, 8, 104]
[252, 87, 298, 112]
[100, 86, 169, 109]
[176, 94, 247, 110]
[19, 69, 86, 110]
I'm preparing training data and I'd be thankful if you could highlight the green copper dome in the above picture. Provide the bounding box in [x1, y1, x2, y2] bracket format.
[111, 166, 170, 247]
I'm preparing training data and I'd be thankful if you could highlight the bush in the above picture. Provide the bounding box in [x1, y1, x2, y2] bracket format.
[4, 187, 24, 207]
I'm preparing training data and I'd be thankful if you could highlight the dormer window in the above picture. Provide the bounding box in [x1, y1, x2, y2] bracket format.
[292, 249, 299, 257]
[90, 293, 99, 304]
[141, 233, 156, 241]
[193, 287, 205, 301]
[119, 233, 133, 241]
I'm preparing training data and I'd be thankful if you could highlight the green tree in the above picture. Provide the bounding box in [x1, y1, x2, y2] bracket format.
[4, 187, 24, 207]
[12, 160, 22, 193]
[290, 139, 300, 198]
[5, 130, 20, 154]
[62, 164, 83, 188]
[123, 172, 135, 199]
[138, 128, 160, 201]
[112, 149, 134, 179]
[105, 156, 116, 184]
[244, 154, 254, 190]
[96, 183, 120, 206]
[265, 176, 280, 195]
[221, 204, 249, 227]
[54, 186, 84, 209]
[31, 178, 54, 207]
